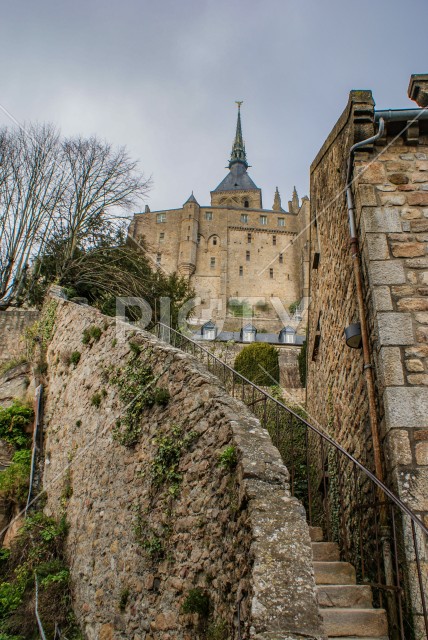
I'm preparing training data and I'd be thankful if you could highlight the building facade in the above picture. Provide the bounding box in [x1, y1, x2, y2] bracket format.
[129, 105, 310, 333]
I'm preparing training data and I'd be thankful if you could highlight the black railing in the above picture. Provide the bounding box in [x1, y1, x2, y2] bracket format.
[154, 323, 428, 640]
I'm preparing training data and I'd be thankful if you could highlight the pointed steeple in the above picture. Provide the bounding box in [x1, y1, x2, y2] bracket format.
[272, 187, 283, 211]
[292, 186, 299, 211]
[184, 191, 199, 206]
[229, 101, 248, 169]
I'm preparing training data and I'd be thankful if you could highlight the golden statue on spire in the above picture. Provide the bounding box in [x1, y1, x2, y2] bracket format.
[235, 100, 243, 108]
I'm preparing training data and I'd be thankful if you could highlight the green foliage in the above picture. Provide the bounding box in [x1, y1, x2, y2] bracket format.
[0, 401, 33, 449]
[0, 512, 80, 638]
[227, 298, 251, 317]
[0, 358, 27, 378]
[82, 325, 102, 345]
[118, 588, 130, 612]
[206, 619, 229, 639]
[181, 588, 210, 617]
[91, 393, 102, 408]
[25, 299, 58, 360]
[218, 446, 237, 471]
[288, 300, 300, 315]
[0, 450, 31, 504]
[112, 345, 170, 447]
[151, 425, 197, 496]
[70, 351, 81, 366]
[75, 420, 82, 428]
[133, 506, 165, 560]
[234, 342, 279, 386]
[297, 340, 307, 387]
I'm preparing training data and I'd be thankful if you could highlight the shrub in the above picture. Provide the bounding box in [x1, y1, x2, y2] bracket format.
[0, 402, 33, 449]
[70, 351, 81, 366]
[0, 450, 31, 504]
[181, 588, 210, 617]
[0, 358, 27, 378]
[82, 325, 102, 345]
[234, 342, 279, 386]
[91, 393, 101, 408]
[218, 446, 237, 471]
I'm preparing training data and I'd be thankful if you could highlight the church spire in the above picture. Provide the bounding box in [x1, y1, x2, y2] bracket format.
[272, 186, 283, 211]
[229, 101, 248, 169]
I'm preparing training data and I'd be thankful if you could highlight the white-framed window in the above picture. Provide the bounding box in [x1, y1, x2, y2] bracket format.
[260, 215, 267, 225]
[156, 213, 166, 223]
[278, 218, 285, 227]
[205, 211, 213, 221]
[210, 257, 216, 269]
[285, 333, 294, 343]
[241, 213, 248, 223]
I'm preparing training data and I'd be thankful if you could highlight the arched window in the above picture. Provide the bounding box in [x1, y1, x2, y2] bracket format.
[244, 200, 249, 208]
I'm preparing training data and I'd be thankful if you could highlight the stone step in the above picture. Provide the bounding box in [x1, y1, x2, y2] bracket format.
[312, 541, 340, 561]
[321, 608, 388, 637]
[309, 526, 324, 542]
[317, 584, 373, 609]
[314, 561, 356, 585]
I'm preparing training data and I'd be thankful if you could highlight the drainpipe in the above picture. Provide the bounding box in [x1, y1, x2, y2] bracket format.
[345, 117, 385, 484]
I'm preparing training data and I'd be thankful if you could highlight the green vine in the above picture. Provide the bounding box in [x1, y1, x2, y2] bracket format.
[151, 425, 198, 497]
[111, 345, 170, 447]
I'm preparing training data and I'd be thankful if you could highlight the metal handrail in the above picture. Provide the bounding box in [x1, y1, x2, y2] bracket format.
[25, 384, 43, 516]
[154, 323, 427, 536]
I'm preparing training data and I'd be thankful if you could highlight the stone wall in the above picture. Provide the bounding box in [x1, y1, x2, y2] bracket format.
[307, 88, 428, 526]
[0, 309, 39, 364]
[42, 299, 324, 640]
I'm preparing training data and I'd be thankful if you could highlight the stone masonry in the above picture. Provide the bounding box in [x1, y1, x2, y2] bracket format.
[307, 85, 428, 528]
[42, 299, 325, 640]
[0, 309, 39, 364]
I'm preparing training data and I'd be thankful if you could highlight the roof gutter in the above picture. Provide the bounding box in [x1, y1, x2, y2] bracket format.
[375, 108, 428, 122]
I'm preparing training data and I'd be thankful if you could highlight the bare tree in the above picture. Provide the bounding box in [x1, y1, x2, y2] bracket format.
[0, 124, 64, 307]
[0, 126, 150, 308]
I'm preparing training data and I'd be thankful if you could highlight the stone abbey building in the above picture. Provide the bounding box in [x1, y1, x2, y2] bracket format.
[129, 104, 310, 331]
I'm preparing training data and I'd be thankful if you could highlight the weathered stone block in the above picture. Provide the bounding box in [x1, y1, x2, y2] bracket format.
[406, 359, 425, 372]
[411, 219, 428, 232]
[385, 430, 412, 467]
[380, 193, 406, 206]
[358, 184, 378, 206]
[415, 312, 428, 324]
[405, 257, 428, 268]
[384, 387, 428, 428]
[416, 326, 428, 343]
[401, 209, 422, 220]
[369, 261, 406, 285]
[358, 162, 385, 183]
[408, 192, 428, 206]
[407, 373, 428, 385]
[416, 442, 428, 465]
[397, 298, 428, 312]
[391, 242, 425, 258]
[366, 234, 389, 260]
[377, 312, 414, 346]
[372, 286, 393, 311]
[378, 347, 404, 386]
[389, 173, 409, 185]
[362, 207, 402, 233]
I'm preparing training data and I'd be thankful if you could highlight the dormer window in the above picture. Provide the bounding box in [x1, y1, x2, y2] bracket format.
[279, 326, 296, 344]
[201, 320, 217, 341]
[156, 213, 166, 223]
[241, 323, 257, 343]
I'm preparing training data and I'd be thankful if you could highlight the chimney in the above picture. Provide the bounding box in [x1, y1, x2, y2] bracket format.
[408, 74, 428, 108]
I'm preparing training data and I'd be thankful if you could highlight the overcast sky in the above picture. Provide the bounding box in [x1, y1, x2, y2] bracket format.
[1, 0, 427, 212]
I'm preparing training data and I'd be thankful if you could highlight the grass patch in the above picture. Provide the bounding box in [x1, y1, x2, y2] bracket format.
[0, 401, 33, 449]
[0, 450, 31, 505]
[0, 358, 27, 378]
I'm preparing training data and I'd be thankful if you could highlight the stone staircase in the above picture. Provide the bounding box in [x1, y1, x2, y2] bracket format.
[310, 526, 389, 639]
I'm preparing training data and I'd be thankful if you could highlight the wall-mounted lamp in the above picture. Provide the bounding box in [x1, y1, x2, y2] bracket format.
[344, 323, 362, 349]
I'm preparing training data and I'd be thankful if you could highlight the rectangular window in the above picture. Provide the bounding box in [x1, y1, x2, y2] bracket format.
[212, 237, 217, 246]
[156, 253, 161, 264]
[159, 232, 165, 242]
[279, 253, 283, 264]
[205, 211, 213, 220]
[247, 232, 252, 243]
[260, 215, 267, 225]
[278, 218, 285, 227]
[210, 257, 216, 269]
[239, 266, 243, 276]
[246, 250, 250, 261]
[156, 213, 166, 223]
[269, 268, 273, 279]
[272, 235, 276, 246]
[241, 214, 248, 223]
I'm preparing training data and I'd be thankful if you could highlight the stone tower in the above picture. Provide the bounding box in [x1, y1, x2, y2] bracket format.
[178, 193, 200, 278]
